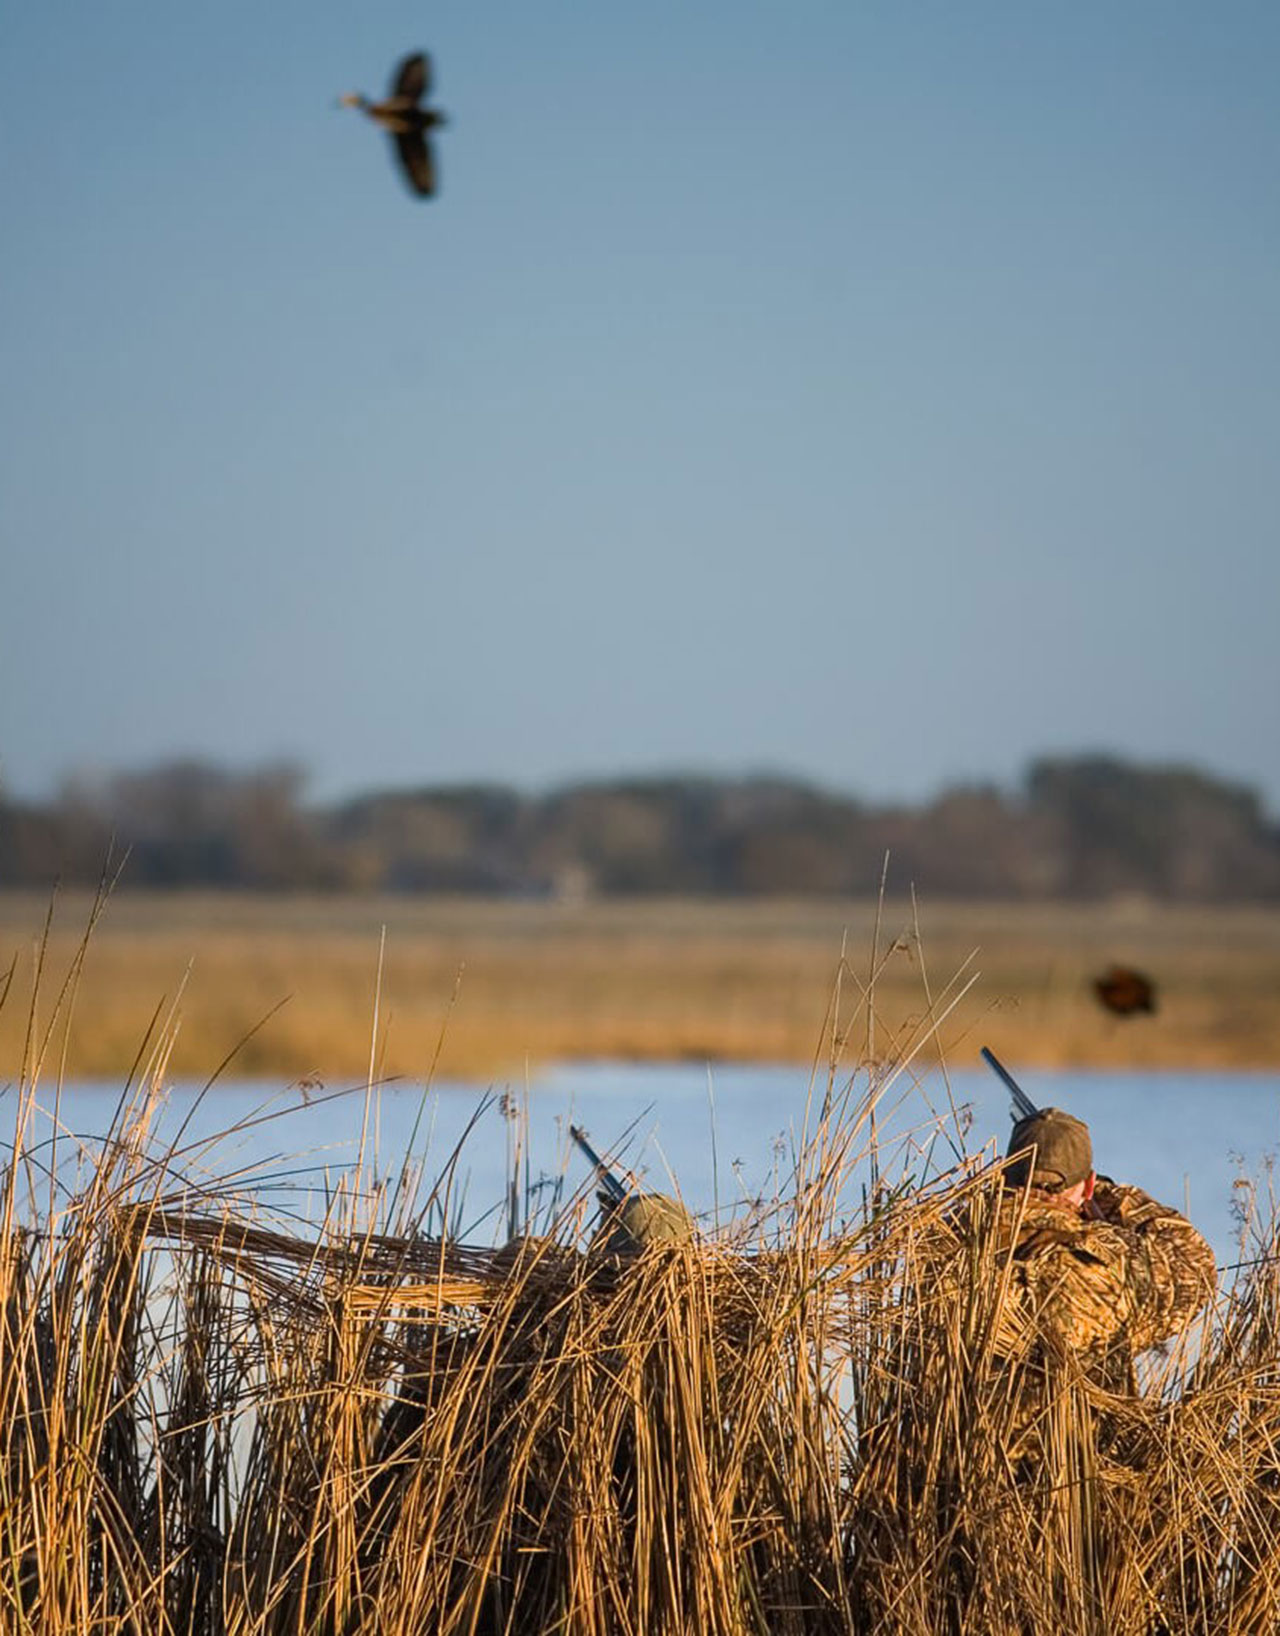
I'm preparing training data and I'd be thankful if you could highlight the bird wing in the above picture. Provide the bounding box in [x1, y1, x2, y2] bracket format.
[393, 131, 437, 197]
[391, 52, 430, 102]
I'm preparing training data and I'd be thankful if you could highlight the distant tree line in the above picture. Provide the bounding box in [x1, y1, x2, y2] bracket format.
[1, 755, 1278, 901]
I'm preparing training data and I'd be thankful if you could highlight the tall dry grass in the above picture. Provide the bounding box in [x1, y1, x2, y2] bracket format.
[3, 889, 1279, 1081]
[2, 896, 1279, 1633]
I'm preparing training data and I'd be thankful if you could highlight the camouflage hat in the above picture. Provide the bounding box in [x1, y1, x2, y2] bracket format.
[1005, 1107, 1093, 1191]
[594, 1191, 695, 1254]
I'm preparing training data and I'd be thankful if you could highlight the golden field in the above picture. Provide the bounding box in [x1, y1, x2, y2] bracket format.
[2, 889, 1278, 1084]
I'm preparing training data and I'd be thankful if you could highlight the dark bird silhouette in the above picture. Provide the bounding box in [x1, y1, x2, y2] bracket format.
[339, 52, 446, 198]
[1092, 964, 1158, 1017]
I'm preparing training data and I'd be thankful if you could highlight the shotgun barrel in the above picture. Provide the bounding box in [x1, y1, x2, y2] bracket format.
[569, 1124, 628, 1205]
[980, 1046, 1040, 1123]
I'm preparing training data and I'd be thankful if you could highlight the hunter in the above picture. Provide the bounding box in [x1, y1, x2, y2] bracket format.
[977, 1106, 1216, 1380]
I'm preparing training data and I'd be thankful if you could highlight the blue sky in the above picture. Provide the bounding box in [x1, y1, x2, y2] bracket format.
[3, 2, 1278, 811]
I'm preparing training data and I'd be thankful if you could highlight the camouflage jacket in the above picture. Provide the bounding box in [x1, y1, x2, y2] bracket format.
[939, 1180, 1217, 1366]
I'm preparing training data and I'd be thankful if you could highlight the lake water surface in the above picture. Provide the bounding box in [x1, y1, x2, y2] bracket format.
[13, 1062, 1280, 1275]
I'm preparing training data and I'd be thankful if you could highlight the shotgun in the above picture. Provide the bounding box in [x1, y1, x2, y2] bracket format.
[980, 1046, 1040, 1123]
[569, 1124, 629, 1205]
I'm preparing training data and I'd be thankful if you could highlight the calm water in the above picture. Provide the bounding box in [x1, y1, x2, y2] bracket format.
[10, 1062, 1280, 1273]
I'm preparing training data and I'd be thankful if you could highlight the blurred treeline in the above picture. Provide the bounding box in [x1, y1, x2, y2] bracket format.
[2, 753, 1277, 901]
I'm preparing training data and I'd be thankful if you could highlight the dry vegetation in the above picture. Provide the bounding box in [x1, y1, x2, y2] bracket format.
[3, 906, 1280, 1634]
[1, 889, 1279, 1083]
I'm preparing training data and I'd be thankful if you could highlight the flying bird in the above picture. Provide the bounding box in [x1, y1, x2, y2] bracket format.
[339, 52, 446, 198]
[1092, 964, 1158, 1017]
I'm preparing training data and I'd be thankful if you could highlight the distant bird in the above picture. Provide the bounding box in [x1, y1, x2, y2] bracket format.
[339, 52, 446, 198]
[1092, 964, 1158, 1017]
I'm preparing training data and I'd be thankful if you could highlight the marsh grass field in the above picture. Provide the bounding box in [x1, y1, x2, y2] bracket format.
[1, 889, 1278, 1083]
[4, 901, 1280, 1635]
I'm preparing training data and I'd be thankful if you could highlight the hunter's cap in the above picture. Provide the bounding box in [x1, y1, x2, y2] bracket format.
[1005, 1107, 1093, 1191]
[593, 1191, 695, 1254]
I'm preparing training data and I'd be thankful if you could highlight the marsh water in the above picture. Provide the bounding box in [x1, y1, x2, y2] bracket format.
[13, 1061, 1280, 1276]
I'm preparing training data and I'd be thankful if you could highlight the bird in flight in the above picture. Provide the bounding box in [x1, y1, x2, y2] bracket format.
[1092, 964, 1158, 1017]
[339, 52, 447, 198]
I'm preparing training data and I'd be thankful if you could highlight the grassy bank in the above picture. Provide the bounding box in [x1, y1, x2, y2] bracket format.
[2, 890, 1278, 1082]
[2, 932, 1278, 1635]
